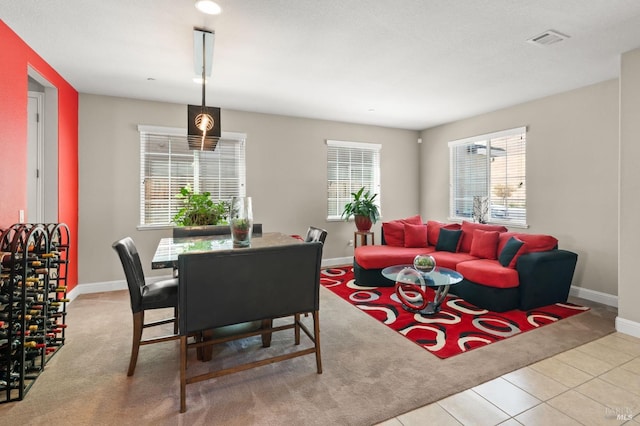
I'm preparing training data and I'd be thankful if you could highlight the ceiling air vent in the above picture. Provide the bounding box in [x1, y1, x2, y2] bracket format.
[527, 30, 569, 46]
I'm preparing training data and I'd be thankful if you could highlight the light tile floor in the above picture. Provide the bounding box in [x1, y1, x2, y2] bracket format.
[378, 332, 640, 426]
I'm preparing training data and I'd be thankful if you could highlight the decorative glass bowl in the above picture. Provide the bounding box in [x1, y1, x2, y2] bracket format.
[413, 254, 436, 273]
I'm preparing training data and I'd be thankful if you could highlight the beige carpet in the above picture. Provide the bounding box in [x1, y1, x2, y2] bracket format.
[0, 287, 616, 425]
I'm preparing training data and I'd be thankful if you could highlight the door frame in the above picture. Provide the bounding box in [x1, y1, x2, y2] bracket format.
[27, 67, 59, 223]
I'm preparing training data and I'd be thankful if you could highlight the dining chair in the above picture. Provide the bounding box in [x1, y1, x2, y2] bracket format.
[297, 226, 327, 320]
[177, 242, 323, 412]
[112, 237, 180, 376]
[304, 226, 328, 244]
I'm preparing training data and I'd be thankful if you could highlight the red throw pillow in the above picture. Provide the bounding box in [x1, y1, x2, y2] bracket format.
[459, 221, 508, 253]
[382, 221, 405, 247]
[401, 214, 423, 225]
[469, 229, 500, 259]
[404, 223, 428, 248]
[426, 221, 461, 246]
[382, 215, 423, 247]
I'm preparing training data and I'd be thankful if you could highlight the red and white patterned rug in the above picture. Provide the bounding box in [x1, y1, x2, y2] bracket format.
[320, 265, 589, 359]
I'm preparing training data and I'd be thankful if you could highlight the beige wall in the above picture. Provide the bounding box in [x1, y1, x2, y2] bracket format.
[619, 48, 640, 324]
[78, 94, 419, 284]
[419, 80, 620, 296]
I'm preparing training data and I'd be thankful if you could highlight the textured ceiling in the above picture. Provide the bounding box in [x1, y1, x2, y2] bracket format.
[3, 0, 640, 130]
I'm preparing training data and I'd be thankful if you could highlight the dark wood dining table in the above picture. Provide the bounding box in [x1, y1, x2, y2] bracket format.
[151, 231, 303, 362]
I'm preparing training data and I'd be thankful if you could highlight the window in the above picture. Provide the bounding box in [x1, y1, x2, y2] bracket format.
[449, 127, 526, 226]
[326, 140, 381, 220]
[138, 125, 246, 227]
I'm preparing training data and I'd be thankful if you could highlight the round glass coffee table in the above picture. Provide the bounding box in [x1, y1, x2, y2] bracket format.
[382, 265, 463, 315]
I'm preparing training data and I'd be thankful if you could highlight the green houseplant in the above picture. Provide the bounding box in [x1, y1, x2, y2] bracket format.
[230, 217, 250, 239]
[172, 186, 229, 226]
[229, 196, 253, 247]
[341, 187, 380, 232]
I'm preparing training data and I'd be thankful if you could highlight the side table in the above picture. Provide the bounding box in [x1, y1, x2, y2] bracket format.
[354, 231, 374, 248]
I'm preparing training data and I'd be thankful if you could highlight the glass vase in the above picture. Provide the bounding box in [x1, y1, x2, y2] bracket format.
[229, 196, 253, 248]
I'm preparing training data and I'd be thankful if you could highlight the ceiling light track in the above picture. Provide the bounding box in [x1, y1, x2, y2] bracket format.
[188, 28, 220, 151]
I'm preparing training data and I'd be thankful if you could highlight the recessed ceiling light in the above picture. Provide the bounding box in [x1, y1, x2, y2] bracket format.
[193, 77, 209, 84]
[195, 0, 222, 15]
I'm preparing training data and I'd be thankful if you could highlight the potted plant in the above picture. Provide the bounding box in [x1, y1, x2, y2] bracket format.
[173, 186, 229, 226]
[341, 187, 380, 232]
[230, 218, 251, 244]
[229, 196, 253, 247]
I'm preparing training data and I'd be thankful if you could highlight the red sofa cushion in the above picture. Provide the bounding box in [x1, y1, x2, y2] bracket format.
[459, 221, 508, 253]
[382, 221, 405, 247]
[497, 232, 558, 255]
[469, 229, 500, 260]
[401, 214, 423, 225]
[426, 221, 461, 246]
[404, 223, 428, 248]
[429, 251, 478, 270]
[516, 233, 558, 253]
[382, 215, 423, 247]
[456, 259, 520, 289]
[355, 245, 435, 269]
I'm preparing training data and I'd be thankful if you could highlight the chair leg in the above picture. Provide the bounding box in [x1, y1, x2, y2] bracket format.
[128, 311, 144, 376]
[173, 306, 179, 334]
[261, 319, 273, 347]
[313, 311, 322, 374]
[180, 335, 188, 413]
[294, 313, 301, 345]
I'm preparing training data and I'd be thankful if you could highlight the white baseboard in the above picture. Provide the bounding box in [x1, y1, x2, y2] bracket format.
[615, 317, 640, 339]
[322, 256, 353, 267]
[568, 287, 640, 338]
[569, 285, 618, 307]
[69, 279, 127, 300]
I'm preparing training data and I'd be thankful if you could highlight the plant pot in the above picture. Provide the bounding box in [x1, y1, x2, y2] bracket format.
[354, 215, 373, 232]
[173, 224, 230, 238]
[231, 229, 250, 247]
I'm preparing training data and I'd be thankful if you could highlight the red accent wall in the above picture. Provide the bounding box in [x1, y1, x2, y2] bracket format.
[0, 20, 79, 291]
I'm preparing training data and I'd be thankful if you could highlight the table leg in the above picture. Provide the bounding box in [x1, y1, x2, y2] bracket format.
[261, 319, 273, 347]
[421, 284, 451, 314]
[198, 329, 214, 361]
[399, 284, 451, 315]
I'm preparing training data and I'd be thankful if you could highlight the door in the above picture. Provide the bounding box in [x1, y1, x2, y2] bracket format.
[27, 91, 44, 223]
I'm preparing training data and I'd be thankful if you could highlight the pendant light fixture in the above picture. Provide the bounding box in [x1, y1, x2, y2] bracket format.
[188, 28, 221, 151]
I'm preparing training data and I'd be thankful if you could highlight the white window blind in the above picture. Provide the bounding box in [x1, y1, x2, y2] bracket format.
[138, 125, 246, 227]
[449, 127, 527, 226]
[326, 139, 381, 220]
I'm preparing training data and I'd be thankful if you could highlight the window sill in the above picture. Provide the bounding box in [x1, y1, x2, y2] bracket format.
[447, 217, 529, 229]
[136, 224, 174, 231]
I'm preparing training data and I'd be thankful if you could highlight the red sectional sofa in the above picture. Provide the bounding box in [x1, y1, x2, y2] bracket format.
[353, 216, 578, 312]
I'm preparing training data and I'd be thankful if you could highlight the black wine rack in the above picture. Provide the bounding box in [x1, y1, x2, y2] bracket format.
[0, 223, 70, 403]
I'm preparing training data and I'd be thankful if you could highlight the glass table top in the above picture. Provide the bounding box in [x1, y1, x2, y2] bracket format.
[381, 264, 463, 287]
[152, 232, 301, 269]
